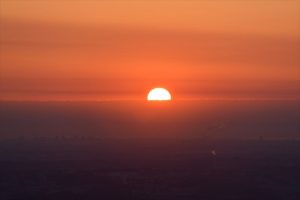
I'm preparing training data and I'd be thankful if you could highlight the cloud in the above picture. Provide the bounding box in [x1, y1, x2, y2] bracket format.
[1, 19, 299, 99]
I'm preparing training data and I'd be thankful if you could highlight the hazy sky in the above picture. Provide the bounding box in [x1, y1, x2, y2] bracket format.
[1, 1, 299, 100]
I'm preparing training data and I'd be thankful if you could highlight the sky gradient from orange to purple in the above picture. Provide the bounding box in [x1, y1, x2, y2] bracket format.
[1, 1, 300, 100]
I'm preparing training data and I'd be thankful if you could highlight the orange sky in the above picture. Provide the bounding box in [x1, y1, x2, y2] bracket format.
[1, 1, 300, 100]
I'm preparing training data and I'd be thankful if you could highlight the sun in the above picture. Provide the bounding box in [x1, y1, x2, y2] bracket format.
[147, 88, 172, 101]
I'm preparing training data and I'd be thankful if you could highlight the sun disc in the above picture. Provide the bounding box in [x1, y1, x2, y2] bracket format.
[147, 88, 172, 101]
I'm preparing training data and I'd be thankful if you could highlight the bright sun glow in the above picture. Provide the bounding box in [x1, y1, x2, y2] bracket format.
[147, 88, 172, 101]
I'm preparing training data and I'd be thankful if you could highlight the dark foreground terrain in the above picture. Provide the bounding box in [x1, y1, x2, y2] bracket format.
[0, 138, 299, 200]
[0, 100, 299, 199]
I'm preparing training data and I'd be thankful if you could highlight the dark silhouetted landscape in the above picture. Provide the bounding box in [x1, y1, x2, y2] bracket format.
[0, 100, 299, 199]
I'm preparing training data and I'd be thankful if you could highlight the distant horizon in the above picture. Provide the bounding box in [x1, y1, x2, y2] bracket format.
[1, 96, 300, 102]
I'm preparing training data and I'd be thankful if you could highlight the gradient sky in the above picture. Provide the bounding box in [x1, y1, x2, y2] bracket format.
[1, 1, 299, 100]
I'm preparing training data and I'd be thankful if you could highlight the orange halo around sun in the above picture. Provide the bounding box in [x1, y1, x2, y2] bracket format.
[147, 88, 172, 101]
